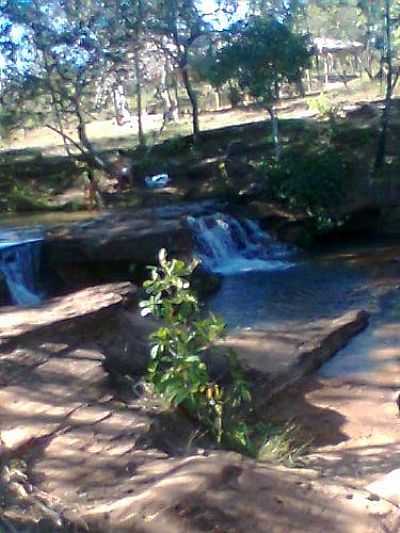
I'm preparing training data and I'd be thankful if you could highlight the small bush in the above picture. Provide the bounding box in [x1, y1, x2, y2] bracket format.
[140, 249, 253, 451]
[308, 93, 343, 121]
[5, 183, 52, 212]
[266, 146, 351, 230]
[140, 250, 310, 461]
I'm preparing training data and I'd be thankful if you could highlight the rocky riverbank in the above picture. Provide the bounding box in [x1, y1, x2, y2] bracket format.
[1, 278, 393, 532]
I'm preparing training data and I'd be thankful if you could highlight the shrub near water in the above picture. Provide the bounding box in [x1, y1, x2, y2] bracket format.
[139, 249, 253, 451]
[266, 146, 351, 230]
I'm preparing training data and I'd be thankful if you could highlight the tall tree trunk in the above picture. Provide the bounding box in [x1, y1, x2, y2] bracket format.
[134, 47, 145, 146]
[160, 63, 174, 114]
[215, 87, 222, 110]
[374, 0, 393, 172]
[134, 0, 145, 146]
[181, 64, 200, 143]
[172, 72, 181, 118]
[266, 105, 281, 161]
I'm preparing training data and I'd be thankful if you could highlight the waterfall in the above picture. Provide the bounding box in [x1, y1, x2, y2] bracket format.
[187, 213, 293, 275]
[0, 235, 43, 306]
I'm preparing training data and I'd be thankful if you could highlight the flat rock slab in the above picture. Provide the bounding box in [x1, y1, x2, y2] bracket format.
[0, 282, 135, 343]
[43, 202, 218, 265]
[225, 310, 369, 398]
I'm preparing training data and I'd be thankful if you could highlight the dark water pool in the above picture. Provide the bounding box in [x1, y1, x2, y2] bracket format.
[206, 254, 371, 330]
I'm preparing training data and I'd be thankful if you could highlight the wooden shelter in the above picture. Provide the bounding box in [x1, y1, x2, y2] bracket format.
[313, 37, 364, 87]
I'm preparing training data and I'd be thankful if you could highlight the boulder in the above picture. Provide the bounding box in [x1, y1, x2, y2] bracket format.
[100, 309, 156, 378]
[99, 306, 370, 401]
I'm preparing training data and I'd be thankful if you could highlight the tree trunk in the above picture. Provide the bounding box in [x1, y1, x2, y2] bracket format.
[324, 55, 330, 87]
[134, 47, 145, 146]
[160, 63, 175, 115]
[181, 64, 200, 143]
[266, 105, 281, 161]
[315, 55, 322, 88]
[173, 72, 181, 118]
[215, 87, 222, 109]
[133, 0, 145, 146]
[374, 0, 393, 172]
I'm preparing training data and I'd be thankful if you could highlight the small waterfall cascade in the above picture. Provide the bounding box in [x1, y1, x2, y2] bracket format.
[187, 213, 293, 275]
[0, 230, 44, 306]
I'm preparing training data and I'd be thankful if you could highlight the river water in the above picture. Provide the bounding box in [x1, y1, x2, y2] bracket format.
[1, 209, 400, 380]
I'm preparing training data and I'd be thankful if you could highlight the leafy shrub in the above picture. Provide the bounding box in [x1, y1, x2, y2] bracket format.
[140, 249, 252, 451]
[266, 146, 351, 230]
[308, 93, 343, 121]
[5, 183, 52, 212]
[164, 135, 188, 154]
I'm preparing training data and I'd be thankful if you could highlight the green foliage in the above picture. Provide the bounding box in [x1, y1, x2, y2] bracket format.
[140, 249, 252, 450]
[211, 16, 311, 106]
[164, 135, 189, 154]
[256, 421, 310, 466]
[266, 146, 351, 229]
[4, 183, 53, 213]
[308, 93, 343, 121]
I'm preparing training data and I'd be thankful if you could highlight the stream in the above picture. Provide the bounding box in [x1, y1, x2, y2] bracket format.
[190, 213, 372, 329]
[1, 208, 400, 381]
[190, 213, 400, 382]
[0, 212, 98, 306]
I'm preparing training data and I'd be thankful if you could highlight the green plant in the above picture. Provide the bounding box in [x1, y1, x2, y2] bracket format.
[140, 249, 252, 450]
[308, 93, 343, 121]
[256, 421, 311, 467]
[165, 135, 189, 154]
[6, 182, 52, 213]
[265, 146, 351, 231]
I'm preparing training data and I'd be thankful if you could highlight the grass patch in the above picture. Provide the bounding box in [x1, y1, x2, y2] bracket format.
[256, 421, 311, 466]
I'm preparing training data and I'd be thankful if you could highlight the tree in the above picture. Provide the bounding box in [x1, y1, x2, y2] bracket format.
[210, 16, 310, 159]
[357, 0, 385, 79]
[114, 0, 148, 146]
[1, 0, 133, 188]
[248, 0, 304, 25]
[374, 0, 395, 171]
[150, 0, 212, 142]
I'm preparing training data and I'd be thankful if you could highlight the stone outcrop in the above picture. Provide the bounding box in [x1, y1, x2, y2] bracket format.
[0, 282, 136, 344]
[0, 284, 395, 533]
[43, 202, 219, 268]
[82, 454, 400, 533]
[44, 211, 192, 266]
[224, 310, 369, 399]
